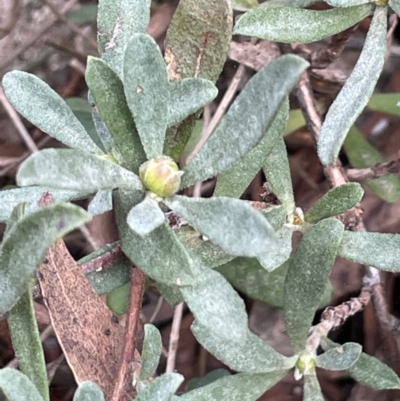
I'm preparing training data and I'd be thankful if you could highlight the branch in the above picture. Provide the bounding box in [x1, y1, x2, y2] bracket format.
[347, 159, 400, 181]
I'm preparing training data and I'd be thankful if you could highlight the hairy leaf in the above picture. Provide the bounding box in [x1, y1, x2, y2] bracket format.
[88, 189, 113, 216]
[86, 57, 146, 172]
[338, 231, 400, 272]
[231, 0, 259, 11]
[73, 382, 105, 401]
[139, 324, 162, 381]
[263, 136, 294, 214]
[186, 370, 231, 391]
[136, 373, 183, 401]
[318, 6, 387, 166]
[284, 218, 344, 352]
[326, 0, 372, 5]
[182, 267, 248, 343]
[317, 343, 361, 371]
[234, 5, 372, 43]
[214, 99, 289, 198]
[303, 375, 325, 401]
[166, 196, 277, 258]
[192, 321, 295, 373]
[344, 126, 400, 203]
[0, 204, 90, 315]
[304, 183, 364, 224]
[97, 0, 151, 77]
[0, 368, 45, 401]
[182, 55, 308, 187]
[167, 79, 218, 127]
[260, 0, 319, 7]
[127, 196, 165, 236]
[2, 71, 101, 154]
[17, 149, 143, 192]
[124, 34, 169, 159]
[106, 282, 130, 315]
[391, 0, 400, 17]
[173, 371, 288, 401]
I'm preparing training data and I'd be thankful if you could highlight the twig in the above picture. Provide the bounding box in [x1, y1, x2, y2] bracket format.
[0, 0, 21, 39]
[0, 0, 80, 71]
[149, 296, 164, 324]
[111, 267, 145, 401]
[347, 159, 400, 181]
[166, 302, 184, 373]
[42, 0, 98, 51]
[80, 243, 124, 274]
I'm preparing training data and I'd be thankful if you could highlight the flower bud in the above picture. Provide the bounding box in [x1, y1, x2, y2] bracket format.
[294, 351, 316, 380]
[139, 156, 183, 198]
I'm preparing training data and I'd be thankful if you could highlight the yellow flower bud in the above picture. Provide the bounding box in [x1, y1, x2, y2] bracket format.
[139, 156, 183, 198]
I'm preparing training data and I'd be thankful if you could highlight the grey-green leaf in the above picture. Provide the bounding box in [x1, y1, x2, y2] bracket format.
[234, 4, 372, 43]
[168, 79, 218, 127]
[182, 267, 248, 343]
[304, 183, 364, 224]
[320, 337, 400, 390]
[2, 71, 101, 154]
[317, 342, 361, 371]
[303, 375, 325, 401]
[88, 189, 113, 216]
[284, 218, 344, 352]
[86, 57, 146, 172]
[231, 0, 259, 11]
[124, 34, 169, 159]
[214, 99, 289, 198]
[135, 373, 183, 401]
[338, 231, 400, 272]
[165, 196, 277, 258]
[0, 204, 90, 314]
[182, 55, 309, 187]
[0, 186, 92, 222]
[0, 368, 45, 401]
[192, 321, 295, 373]
[318, 6, 387, 166]
[344, 126, 400, 203]
[326, 0, 372, 5]
[173, 371, 288, 401]
[97, 0, 151, 78]
[7, 281, 49, 401]
[390, 0, 400, 17]
[263, 135, 294, 215]
[17, 149, 143, 192]
[127, 196, 165, 236]
[139, 324, 162, 381]
[73, 381, 105, 401]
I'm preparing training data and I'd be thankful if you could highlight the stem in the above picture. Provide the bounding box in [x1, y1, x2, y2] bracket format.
[166, 303, 184, 373]
[111, 267, 145, 401]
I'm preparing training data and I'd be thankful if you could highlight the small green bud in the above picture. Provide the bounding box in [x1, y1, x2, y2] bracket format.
[139, 156, 183, 198]
[294, 351, 316, 380]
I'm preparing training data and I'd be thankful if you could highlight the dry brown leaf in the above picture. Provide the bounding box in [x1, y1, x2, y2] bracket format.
[38, 240, 135, 401]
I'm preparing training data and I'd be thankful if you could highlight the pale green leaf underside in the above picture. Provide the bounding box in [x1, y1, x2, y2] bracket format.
[0, 204, 90, 314]
[182, 267, 248, 343]
[8, 281, 49, 401]
[97, 0, 151, 78]
[2, 71, 101, 154]
[303, 375, 325, 401]
[234, 4, 372, 43]
[88, 189, 113, 216]
[260, 0, 318, 7]
[192, 321, 295, 373]
[135, 373, 183, 401]
[139, 324, 162, 381]
[85, 57, 146, 172]
[0, 186, 92, 222]
[73, 382, 105, 401]
[318, 6, 387, 166]
[321, 337, 400, 390]
[338, 231, 400, 272]
[391, 0, 400, 17]
[166, 196, 277, 258]
[127, 196, 165, 236]
[0, 368, 45, 401]
[231, 0, 259, 11]
[316, 342, 361, 371]
[182, 55, 309, 187]
[263, 135, 294, 214]
[173, 371, 288, 401]
[17, 149, 143, 192]
[214, 99, 289, 199]
[167, 78, 218, 127]
[284, 218, 344, 352]
[344, 126, 400, 203]
[368, 93, 400, 117]
[304, 183, 364, 224]
[326, 0, 372, 5]
[124, 33, 169, 159]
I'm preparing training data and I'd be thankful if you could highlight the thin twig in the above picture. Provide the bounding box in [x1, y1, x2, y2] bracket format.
[149, 296, 164, 324]
[0, 0, 21, 39]
[166, 302, 184, 373]
[80, 243, 124, 274]
[111, 267, 145, 401]
[347, 159, 400, 181]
